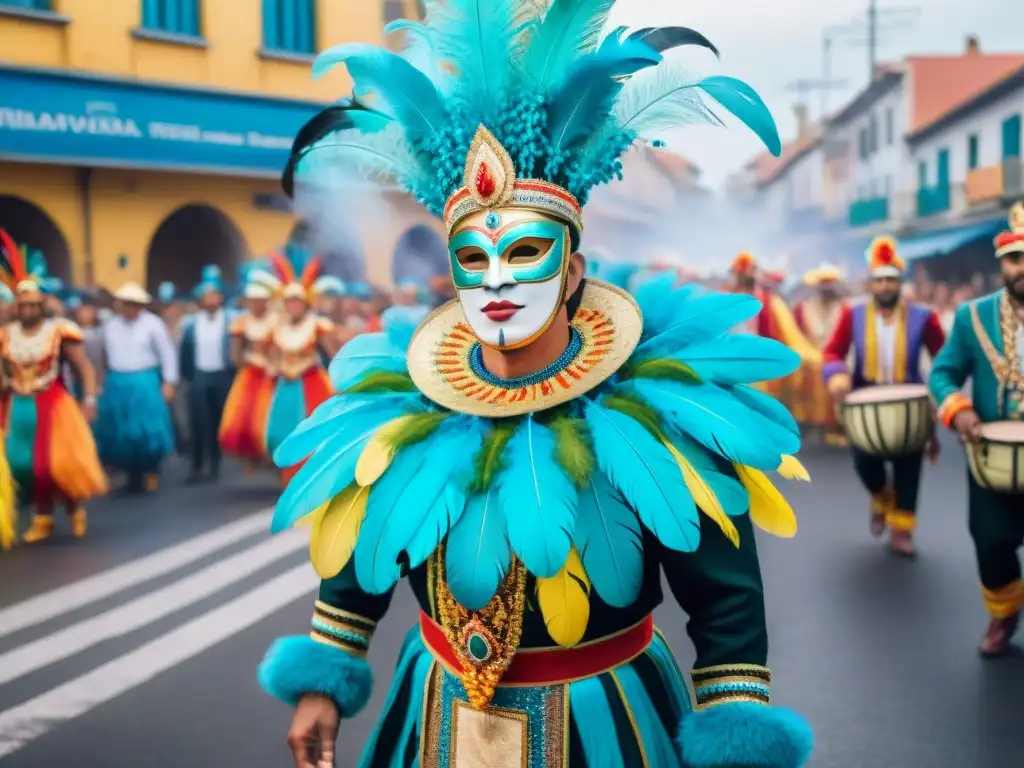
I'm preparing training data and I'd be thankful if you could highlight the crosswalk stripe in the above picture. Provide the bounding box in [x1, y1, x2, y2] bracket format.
[0, 564, 318, 759]
[0, 508, 274, 639]
[0, 527, 308, 686]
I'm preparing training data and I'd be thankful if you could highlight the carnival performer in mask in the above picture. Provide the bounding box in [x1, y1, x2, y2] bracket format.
[96, 282, 178, 494]
[929, 203, 1024, 656]
[258, 7, 813, 768]
[0, 230, 105, 542]
[795, 265, 847, 446]
[259, 251, 339, 485]
[823, 238, 945, 557]
[219, 272, 278, 469]
[730, 253, 819, 419]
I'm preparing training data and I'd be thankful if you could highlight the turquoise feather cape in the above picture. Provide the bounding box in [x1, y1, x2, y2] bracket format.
[272, 275, 803, 617]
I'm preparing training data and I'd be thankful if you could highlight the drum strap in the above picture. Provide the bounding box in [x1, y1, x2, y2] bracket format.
[970, 297, 1023, 416]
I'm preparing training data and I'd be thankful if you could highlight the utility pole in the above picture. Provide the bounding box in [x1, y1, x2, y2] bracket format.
[786, 78, 849, 125]
[829, 3, 920, 82]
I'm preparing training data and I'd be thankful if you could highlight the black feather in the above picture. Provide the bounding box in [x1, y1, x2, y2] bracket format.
[627, 26, 720, 58]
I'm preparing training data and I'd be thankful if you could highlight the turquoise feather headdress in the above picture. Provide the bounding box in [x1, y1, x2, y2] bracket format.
[290, 0, 782, 230]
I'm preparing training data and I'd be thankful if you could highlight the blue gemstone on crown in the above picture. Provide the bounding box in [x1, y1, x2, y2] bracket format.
[485, 211, 501, 231]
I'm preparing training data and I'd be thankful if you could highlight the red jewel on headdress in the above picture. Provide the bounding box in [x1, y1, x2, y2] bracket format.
[475, 162, 496, 198]
[876, 242, 894, 264]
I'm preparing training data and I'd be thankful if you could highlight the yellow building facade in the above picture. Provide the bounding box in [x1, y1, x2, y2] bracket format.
[0, 0, 440, 292]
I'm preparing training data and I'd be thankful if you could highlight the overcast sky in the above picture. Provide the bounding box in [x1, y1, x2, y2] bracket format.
[605, 0, 1020, 189]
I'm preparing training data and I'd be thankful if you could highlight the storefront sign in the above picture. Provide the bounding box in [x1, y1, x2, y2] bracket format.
[0, 66, 320, 177]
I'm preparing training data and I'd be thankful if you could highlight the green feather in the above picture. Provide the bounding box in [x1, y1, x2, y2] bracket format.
[467, 419, 518, 494]
[343, 370, 418, 394]
[619, 357, 700, 384]
[384, 411, 449, 451]
[549, 415, 595, 488]
[602, 393, 665, 440]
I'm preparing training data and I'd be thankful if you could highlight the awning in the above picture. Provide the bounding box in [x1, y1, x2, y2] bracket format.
[898, 218, 1004, 261]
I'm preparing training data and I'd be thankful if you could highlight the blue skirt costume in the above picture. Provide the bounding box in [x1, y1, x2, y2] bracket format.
[95, 368, 175, 472]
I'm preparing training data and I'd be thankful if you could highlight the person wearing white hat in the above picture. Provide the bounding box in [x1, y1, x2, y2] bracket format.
[96, 281, 179, 493]
[219, 273, 279, 470]
[795, 264, 847, 447]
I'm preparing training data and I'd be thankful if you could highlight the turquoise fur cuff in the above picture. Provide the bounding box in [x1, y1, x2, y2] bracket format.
[679, 702, 813, 768]
[258, 635, 373, 717]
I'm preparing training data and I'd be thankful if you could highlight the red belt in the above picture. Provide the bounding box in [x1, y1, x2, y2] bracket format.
[418, 611, 654, 686]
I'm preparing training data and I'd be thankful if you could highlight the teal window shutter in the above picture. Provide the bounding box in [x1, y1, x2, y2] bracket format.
[936, 148, 949, 186]
[1003, 114, 1022, 159]
[917, 161, 927, 189]
[967, 134, 979, 170]
[0, 0, 51, 8]
[140, 0, 200, 36]
[263, 0, 315, 53]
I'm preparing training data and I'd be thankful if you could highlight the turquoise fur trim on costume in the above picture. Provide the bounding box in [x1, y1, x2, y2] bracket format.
[273, 278, 804, 607]
[95, 368, 174, 471]
[679, 703, 813, 768]
[295, 3, 781, 215]
[5, 394, 37, 489]
[258, 635, 373, 716]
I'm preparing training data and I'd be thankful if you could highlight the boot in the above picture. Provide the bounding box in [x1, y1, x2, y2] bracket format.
[22, 515, 54, 544]
[888, 530, 916, 557]
[980, 613, 1020, 657]
[69, 507, 88, 538]
[869, 488, 893, 538]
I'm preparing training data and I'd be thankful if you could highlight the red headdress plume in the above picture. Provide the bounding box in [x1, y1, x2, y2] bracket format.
[867, 236, 903, 273]
[731, 252, 757, 274]
[0, 229, 27, 291]
[267, 250, 296, 285]
[994, 202, 1024, 258]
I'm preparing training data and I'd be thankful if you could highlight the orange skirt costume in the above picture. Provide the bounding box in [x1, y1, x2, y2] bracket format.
[0, 318, 107, 510]
[219, 312, 278, 462]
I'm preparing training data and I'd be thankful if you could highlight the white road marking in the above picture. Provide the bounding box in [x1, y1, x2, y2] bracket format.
[0, 509, 274, 639]
[0, 564, 317, 758]
[0, 529, 307, 686]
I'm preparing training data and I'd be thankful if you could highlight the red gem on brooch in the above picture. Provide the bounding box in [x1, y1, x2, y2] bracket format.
[475, 162, 496, 198]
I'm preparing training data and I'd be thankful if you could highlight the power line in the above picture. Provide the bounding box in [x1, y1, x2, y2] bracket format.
[829, 0, 921, 82]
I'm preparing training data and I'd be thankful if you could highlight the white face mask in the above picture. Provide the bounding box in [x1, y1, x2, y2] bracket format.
[448, 209, 570, 350]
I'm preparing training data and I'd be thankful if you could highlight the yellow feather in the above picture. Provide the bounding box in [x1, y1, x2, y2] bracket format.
[662, 440, 740, 547]
[0, 431, 16, 550]
[536, 547, 591, 648]
[309, 485, 369, 579]
[734, 464, 798, 538]
[777, 455, 810, 482]
[354, 415, 416, 486]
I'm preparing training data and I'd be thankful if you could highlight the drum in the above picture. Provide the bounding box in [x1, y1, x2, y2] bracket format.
[841, 384, 933, 457]
[967, 421, 1024, 494]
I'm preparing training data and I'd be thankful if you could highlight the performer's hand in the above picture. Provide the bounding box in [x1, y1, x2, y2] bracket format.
[925, 437, 940, 465]
[161, 382, 175, 402]
[82, 401, 97, 423]
[288, 694, 339, 768]
[952, 409, 982, 445]
[826, 373, 852, 402]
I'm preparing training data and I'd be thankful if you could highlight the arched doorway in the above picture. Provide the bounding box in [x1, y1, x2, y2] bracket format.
[145, 205, 247, 294]
[0, 196, 72, 282]
[392, 224, 447, 285]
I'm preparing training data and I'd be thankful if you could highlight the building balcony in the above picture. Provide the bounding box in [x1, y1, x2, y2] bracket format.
[916, 185, 951, 217]
[848, 197, 889, 228]
[966, 160, 1024, 206]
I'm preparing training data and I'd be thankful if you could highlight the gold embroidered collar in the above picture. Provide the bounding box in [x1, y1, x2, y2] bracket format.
[407, 280, 642, 417]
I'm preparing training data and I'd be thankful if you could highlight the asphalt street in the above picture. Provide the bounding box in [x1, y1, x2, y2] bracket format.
[0, 437, 1021, 768]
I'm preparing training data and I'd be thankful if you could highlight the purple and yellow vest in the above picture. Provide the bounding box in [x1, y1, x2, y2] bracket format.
[849, 301, 932, 389]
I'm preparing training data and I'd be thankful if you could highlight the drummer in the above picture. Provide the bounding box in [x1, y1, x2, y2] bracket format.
[929, 202, 1024, 656]
[823, 236, 946, 556]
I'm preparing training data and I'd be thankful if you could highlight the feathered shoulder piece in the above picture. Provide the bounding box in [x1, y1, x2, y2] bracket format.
[290, 0, 782, 217]
[272, 276, 809, 647]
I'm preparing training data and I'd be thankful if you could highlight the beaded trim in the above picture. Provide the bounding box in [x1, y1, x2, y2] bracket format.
[308, 601, 376, 658]
[468, 327, 584, 389]
[692, 664, 772, 708]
